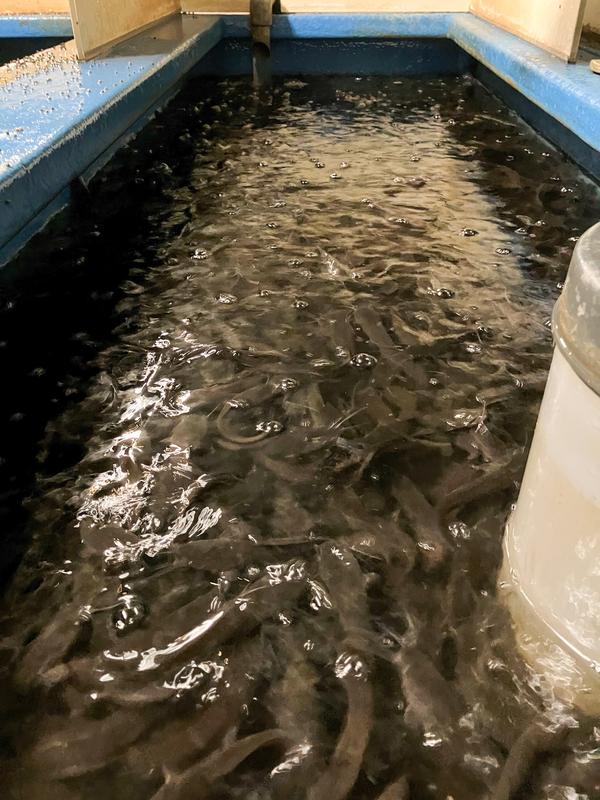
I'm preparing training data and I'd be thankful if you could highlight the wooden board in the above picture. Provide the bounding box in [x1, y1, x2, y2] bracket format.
[182, 0, 469, 12]
[0, 1, 70, 10]
[584, 0, 600, 33]
[68, 0, 180, 59]
[470, 0, 586, 62]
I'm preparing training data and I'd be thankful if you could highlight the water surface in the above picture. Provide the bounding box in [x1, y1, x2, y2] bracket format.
[1, 75, 599, 800]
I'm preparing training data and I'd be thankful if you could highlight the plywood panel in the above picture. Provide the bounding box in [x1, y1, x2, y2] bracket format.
[0, 1, 69, 10]
[68, 0, 180, 59]
[182, 0, 469, 12]
[470, 0, 586, 62]
[584, 0, 600, 33]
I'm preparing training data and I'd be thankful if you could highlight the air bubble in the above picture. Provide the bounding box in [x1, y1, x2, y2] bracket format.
[112, 593, 146, 635]
[275, 378, 299, 392]
[216, 293, 238, 304]
[350, 353, 378, 369]
[256, 420, 284, 434]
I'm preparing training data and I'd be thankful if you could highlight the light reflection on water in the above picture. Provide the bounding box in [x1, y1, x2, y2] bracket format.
[0, 75, 599, 800]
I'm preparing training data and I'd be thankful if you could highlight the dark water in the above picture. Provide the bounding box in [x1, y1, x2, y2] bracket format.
[1, 75, 600, 800]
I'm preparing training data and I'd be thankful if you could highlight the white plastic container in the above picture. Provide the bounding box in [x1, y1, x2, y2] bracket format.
[501, 222, 600, 712]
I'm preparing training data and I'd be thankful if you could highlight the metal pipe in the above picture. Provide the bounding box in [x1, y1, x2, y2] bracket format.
[250, 0, 278, 85]
[500, 221, 600, 712]
[250, 0, 276, 53]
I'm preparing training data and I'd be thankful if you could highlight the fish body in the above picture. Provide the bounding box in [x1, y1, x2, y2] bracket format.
[151, 729, 287, 800]
[166, 413, 208, 449]
[136, 562, 307, 672]
[307, 664, 373, 800]
[376, 775, 410, 800]
[392, 477, 449, 571]
[312, 544, 374, 799]
[393, 646, 464, 736]
[267, 636, 325, 799]
[16, 607, 91, 689]
[29, 708, 154, 779]
[492, 721, 566, 800]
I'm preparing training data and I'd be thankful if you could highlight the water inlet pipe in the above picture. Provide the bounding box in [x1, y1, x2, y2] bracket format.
[250, 0, 277, 53]
[250, 0, 279, 85]
[501, 221, 600, 712]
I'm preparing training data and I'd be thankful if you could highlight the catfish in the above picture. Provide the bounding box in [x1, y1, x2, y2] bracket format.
[151, 729, 287, 800]
[127, 638, 268, 773]
[391, 477, 450, 571]
[266, 633, 326, 798]
[376, 775, 410, 800]
[307, 653, 373, 800]
[492, 720, 567, 800]
[136, 561, 307, 672]
[393, 646, 465, 736]
[15, 605, 92, 690]
[312, 544, 374, 799]
[29, 707, 157, 779]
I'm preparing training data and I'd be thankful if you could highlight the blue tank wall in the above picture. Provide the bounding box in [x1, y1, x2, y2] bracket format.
[0, 11, 598, 267]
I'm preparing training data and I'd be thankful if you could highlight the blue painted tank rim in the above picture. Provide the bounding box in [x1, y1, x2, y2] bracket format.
[0, 13, 72, 38]
[1, 11, 599, 267]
